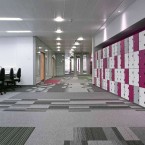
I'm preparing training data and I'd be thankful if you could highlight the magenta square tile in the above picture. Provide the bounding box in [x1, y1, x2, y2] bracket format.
[129, 85, 134, 102]
[139, 50, 145, 69]
[125, 69, 129, 84]
[103, 68, 105, 79]
[114, 56, 118, 68]
[112, 69, 115, 81]
[133, 33, 139, 52]
[118, 83, 121, 97]
[103, 58, 107, 68]
[101, 50, 103, 59]
[121, 54, 125, 68]
[107, 80, 110, 91]
[139, 69, 145, 88]
[120, 40, 125, 54]
[109, 46, 112, 57]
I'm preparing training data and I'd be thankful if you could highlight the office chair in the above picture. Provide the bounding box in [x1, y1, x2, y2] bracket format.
[5, 68, 15, 90]
[14, 68, 21, 87]
[0, 68, 6, 94]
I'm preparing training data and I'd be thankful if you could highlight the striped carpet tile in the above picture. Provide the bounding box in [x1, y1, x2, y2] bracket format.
[0, 127, 35, 145]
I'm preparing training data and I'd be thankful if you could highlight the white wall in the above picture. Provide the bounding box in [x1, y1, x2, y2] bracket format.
[94, 0, 145, 46]
[0, 37, 34, 85]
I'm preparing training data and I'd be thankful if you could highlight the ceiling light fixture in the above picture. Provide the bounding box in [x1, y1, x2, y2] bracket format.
[37, 51, 41, 54]
[54, 16, 64, 22]
[77, 37, 84, 41]
[45, 49, 48, 52]
[57, 49, 60, 52]
[55, 28, 63, 33]
[57, 42, 61, 45]
[0, 17, 23, 21]
[39, 47, 42, 49]
[118, 10, 121, 13]
[72, 46, 76, 49]
[57, 46, 61, 49]
[74, 41, 80, 45]
[6, 30, 32, 33]
[56, 37, 62, 41]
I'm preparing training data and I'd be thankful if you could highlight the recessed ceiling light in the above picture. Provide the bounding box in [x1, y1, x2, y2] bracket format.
[103, 19, 106, 22]
[37, 51, 41, 54]
[55, 28, 63, 33]
[6, 30, 32, 33]
[71, 49, 74, 52]
[57, 46, 61, 49]
[57, 42, 61, 45]
[45, 49, 48, 52]
[77, 37, 84, 41]
[74, 41, 80, 45]
[54, 16, 64, 22]
[72, 46, 77, 49]
[57, 49, 60, 52]
[0, 17, 23, 21]
[56, 37, 62, 41]
[118, 10, 121, 13]
[39, 47, 42, 49]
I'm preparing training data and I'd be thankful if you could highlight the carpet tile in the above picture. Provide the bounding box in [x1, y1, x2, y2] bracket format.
[0, 127, 34, 145]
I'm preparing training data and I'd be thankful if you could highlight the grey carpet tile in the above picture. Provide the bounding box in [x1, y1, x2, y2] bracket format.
[88, 141, 116, 145]
[26, 108, 47, 112]
[15, 101, 35, 105]
[4, 108, 26, 111]
[103, 128, 125, 145]
[64, 141, 88, 145]
[0, 127, 34, 145]
[112, 127, 125, 141]
[73, 128, 107, 141]
[106, 102, 125, 104]
[130, 128, 145, 144]
[0, 101, 16, 104]
[135, 109, 145, 111]
[69, 109, 91, 112]
[117, 127, 140, 141]
[28, 104, 49, 109]
[49, 105, 69, 109]
[0, 106, 10, 108]
[34, 100, 52, 104]
[125, 141, 144, 145]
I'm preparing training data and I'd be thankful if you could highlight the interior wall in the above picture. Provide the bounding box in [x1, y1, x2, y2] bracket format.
[35, 38, 53, 83]
[94, 0, 145, 47]
[94, 29, 145, 108]
[0, 37, 34, 85]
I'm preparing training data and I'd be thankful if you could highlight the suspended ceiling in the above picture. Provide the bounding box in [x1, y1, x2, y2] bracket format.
[0, 0, 136, 53]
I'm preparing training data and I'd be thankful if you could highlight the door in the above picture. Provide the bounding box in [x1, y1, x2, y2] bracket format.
[40, 52, 45, 81]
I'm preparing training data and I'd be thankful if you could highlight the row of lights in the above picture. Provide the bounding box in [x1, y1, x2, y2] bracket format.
[37, 46, 49, 54]
[1, 16, 84, 53]
[0, 16, 65, 33]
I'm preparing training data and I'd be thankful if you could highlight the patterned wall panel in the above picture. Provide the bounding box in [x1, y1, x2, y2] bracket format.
[94, 30, 145, 108]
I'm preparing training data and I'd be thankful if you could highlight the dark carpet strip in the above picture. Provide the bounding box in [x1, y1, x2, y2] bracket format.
[0, 127, 34, 145]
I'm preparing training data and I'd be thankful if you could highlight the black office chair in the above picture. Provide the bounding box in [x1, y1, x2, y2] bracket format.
[0, 68, 6, 94]
[5, 68, 15, 90]
[14, 68, 21, 87]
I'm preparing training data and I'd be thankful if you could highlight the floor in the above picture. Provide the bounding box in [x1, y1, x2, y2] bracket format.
[0, 75, 145, 145]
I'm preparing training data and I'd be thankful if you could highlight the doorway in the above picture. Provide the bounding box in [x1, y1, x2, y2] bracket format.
[40, 52, 45, 81]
